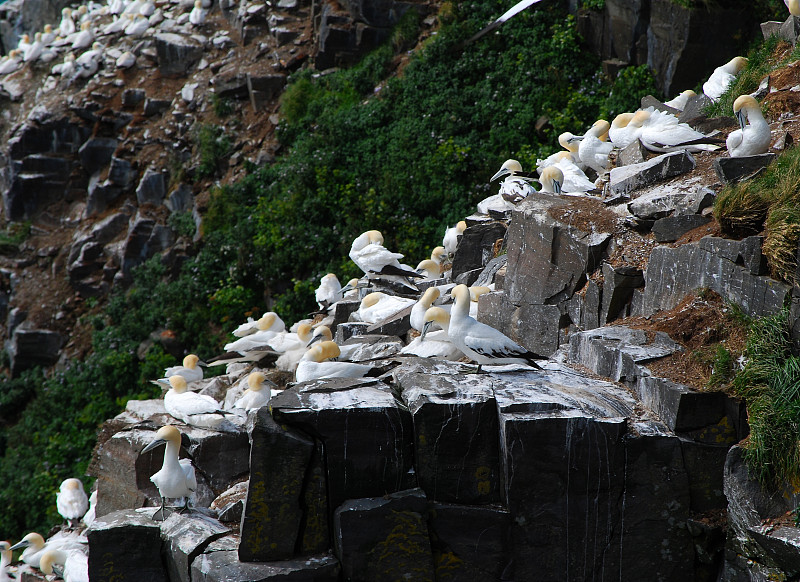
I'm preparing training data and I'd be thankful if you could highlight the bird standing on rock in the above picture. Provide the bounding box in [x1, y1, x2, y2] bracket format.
[349, 230, 422, 290]
[727, 95, 771, 158]
[56, 478, 89, 528]
[141, 425, 197, 521]
[447, 284, 544, 373]
[490, 159, 537, 205]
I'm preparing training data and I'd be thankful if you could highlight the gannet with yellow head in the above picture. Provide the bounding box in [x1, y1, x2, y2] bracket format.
[141, 425, 197, 520]
[727, 95, 771, 158]
[703, 56, 748, 101]
[294, 341, 375, 383]
[56, 478, 89, 527]
[163, 375, 231, 429]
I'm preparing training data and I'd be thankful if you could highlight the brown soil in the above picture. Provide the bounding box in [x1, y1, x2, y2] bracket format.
[619, 290, 747, 390]
[548, 197, 622, 234]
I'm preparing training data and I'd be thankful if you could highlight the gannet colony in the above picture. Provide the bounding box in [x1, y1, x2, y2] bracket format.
[0, 0, 799, 580]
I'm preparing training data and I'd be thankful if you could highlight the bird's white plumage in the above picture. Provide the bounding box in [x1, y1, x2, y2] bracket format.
[164, 376, 229, 429]
[231, 372, 271, 411]
[578, 120, 613, 173]
[349, 230, 421, 289]
[356, 292, 415, 324]
[727, 95, 771, 157]
[164, 354, 204, 383]
[663, 90, 696, 111]
[315, 273, 342, 308]
[143, 425, 197, 504]
[442, 221, 466, 258]
[294, 341, 374, 382]
[56, 478, 89, 522]
[703, 56, 747, 101]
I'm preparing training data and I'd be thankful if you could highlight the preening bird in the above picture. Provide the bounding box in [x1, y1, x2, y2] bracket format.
[410, 287, 447, 332]
[703, 56, 747, 102]
[442, 221, 466, 259]
[294, 341, 375, 383]
[315, 273, 342, 309]
[538, 165, 563, 194]
[415, 259, 441, 280]
[663, 89, 696, 111]
[40, 548, 89, 582]
[56, 478, 89, 527]
[141, 425, 197, 520]
[490, 159, 537, 205]
[447, 284, 544, 373]
[726, 95, 771, 158]
[349, 230, 422, 290]
[577, 120, 613, 173]
[224, 312, 285, 352]
[402, 306, 463, 360]
[356, 291, 415, 324]
[231, 371, 272, 412]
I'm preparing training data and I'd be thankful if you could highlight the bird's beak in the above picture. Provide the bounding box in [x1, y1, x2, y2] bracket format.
[421, 321, 432, 341]
[736, 109, 746, 131]
[155, 378, 170, 388]
[553, 179, 562, 194]
[197, 360, 208, 367]
[567, 135, 583, 144]
[142, 438, 167, 454]
[53, 564, 65, 578]
[307, 335, 323, 347]
[339, 284, 352, 296]
[10, 540, 29, 551]
[490, 167, 510, 182]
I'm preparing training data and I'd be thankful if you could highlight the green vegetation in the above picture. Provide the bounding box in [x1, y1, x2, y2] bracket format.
[729, 309, 800, 488]
[194, 124, 232, 179]
[168, 211, 197, 239]
[211, 93, 234, 118]
[714, 144, 800, 285]
[0, 222, 30, 255]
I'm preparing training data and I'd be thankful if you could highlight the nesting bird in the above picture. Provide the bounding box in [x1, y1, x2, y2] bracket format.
[703, 56, 747, 101]
[538, 165, 563, 194]
[163, 375, 231, 429]
[294, 341, 375, 383]
[231, 371, 272, 412]
[349, 230, 422, 290]
[163, 353, 205, 383]
[490, 159, 537, 205]
[663, 89, 697, 112]
[315, 273, 342, 309]
[356, 291, 415, 324]
[40, 548, 89, 582]
[56, 478, 89, 528]
[442, 221, 466, 259]
[402, 306, 463, 360]
[727, 95, 771, 158]
[577, 120, 614, 173]
[141, 425, 197, 520]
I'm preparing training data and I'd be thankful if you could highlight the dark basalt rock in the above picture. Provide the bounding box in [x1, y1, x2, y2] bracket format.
[333, 489, 435, 582]
[155, 33, 204, 77]
[192, 549, 341, 581]
[79, 137, 118, 174]
[713, 153, 777, 183]
[136, 169, 167, 206]
[610, 150, 696, 195]
[160, 512, 230, 582]
[450, 221, 507, 284]
[7, 327, 63, 376]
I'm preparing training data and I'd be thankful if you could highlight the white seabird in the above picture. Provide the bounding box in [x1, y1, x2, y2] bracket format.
[664, 89, 697, 111]
[23, 32, 44, 62]
[294, 341, 375, 383]
[71, 22, 94, 49]
[442, 220, 466, 259]
[402, 306, 463, 360]
[703, 56, 748, 102]
[415, 259, 441, 280]
[189, 0, 207, 26]
[163, 375, 231, 429]
[349, 230, 422, 290]
[538, 165, 563, 194]
[356, 291, 415, 324]
[56, 478, 89, 527]
[141, 425, 197, 520]
[124, 13, 150, 36]
[40, 548, 89, 582]
[315, 273, 342, 309]
[60, 8, 76, 37]
[577, 120, 614, 173]
[608, 112, 638, 149]
[490, 159, 537, 205]
[430, 246, 447, 267]
[11, 533, 48, 568]
[727, 95, 771, 158]
[231, 371, 272, 412]
[632, 108, 717, 150]
[116, 50, 136, 68]
[0, 50, 22, 76]
[447, 284, 544, 373]
[41, 24, 57, 45]
[163, 353, 205, 383]
[0, 541, 12, 582]
[410, 287, 447, 332]
[547, 153, 595, 193]
[224, 312, 285, 352]
[81, 490, 97, 527]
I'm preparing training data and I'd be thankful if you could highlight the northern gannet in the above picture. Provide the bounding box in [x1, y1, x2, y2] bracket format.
[415, 259, 441, 280]
[430, 246, 447, 267]
[546, 153, 595, 193]
[664, 89, 696, 111]
[11, 533, 48, 568]
[608, 112, 638, 149]
[224, 312, 285, 352]
[537, 132, 584, 169]
[402, 307, 463, 360]
[727, 95, 771, 157]
[703, 56, 748, 102]
[56, 478, 89, 527]
[0, 50, 22, 75]
[16, 34, 31, 53]
[315, 273, 342, 309]
[490, 159, 537, 205]
[442, 220, 466, 259]
[116, 50, 136, 68]
[40, 548, 89, 582]
[163, 353, 205, 383]
[410, 287, 446, 332]
[60, 8, 76, 37]
[356, 291, 415, 324]
[23, 32, 44, 62]
[0, 541, 12, 582]
[577, 120, 613, 173]
[538, 165, 563, 194]
[231, 371, 272, 412]
[52, 52, 75, 77]
[103, 13, 130, 35]
[789, 0, 800, 15]
[81, 490, 97, 527]
[141, 425, 197, 520]
[447, 284, 544, 373]
[294, 341, 375, 383]
[124, 13, 150, 36]
[164, 375, 231, 429]
[632, 108, 716, 149]
[349, 230, 422, 290]
[41, 24, 56, 45]
[189, 0, 207, 26]
[71, 22, 94, 49]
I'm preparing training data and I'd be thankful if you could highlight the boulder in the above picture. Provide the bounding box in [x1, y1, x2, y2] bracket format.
[609, 150, 696, 195]
[160, 512, 230, 582]
[566, 279, 601, 331]
[617, 139, 647, 166]
[7, 327, 63, 375]
[396, 361, 502, 504]
[122, 88, 146, 108]
[627, 186, 715, 222]
[143, 98, 171, 117]
[641, 239, 791, 318]
[192, 550, 341, 581]
[450, 221, 506, 283]
[7, 117, 90, 159]
[78, 137, 118, 174]
[87, 508, 168, 582]
[238, 408, 314, 562]
[478, 291, 562, 357]
[155, 33, 204, 76]
[167, 183, 194, 213]
[136, 169, 167, 206]
[779, 15, 800, 44]
[271, 377, 416, 511]
[333, 489, 436, 582]
[652, 213, 711, 243]
[600, 263, 644, 323]
[247, 74, 287, 111]
[713, 153, 777, 183]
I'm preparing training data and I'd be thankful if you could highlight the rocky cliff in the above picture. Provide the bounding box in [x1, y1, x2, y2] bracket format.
[0, 0, 799, 581]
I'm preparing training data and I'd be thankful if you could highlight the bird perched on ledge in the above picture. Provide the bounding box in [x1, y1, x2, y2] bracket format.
[141, 425, 197, 521]
[727, 95, 771, 158]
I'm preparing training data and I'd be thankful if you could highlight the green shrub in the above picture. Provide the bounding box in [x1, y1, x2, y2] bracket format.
[194, 125, 232, 179]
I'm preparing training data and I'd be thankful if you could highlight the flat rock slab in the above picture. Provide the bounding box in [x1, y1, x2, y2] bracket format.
[87, 508, 168, 582]
[713, 153, 776, 183]
[610, 151, 696, 195]
[192, 550, 341, 581]
[334, 489, 435, 582]
[749, 526, 800, 575]
[271, 377, 416, 510]
[395, 363, 502, 504]
[568, 326, 682, 385]
[652, 214, 710, 242]
[161, 512, 230, 582]
[340, 335, 403, 362]
[155, 33, 204, 76]
[627, 185, 715, 221]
